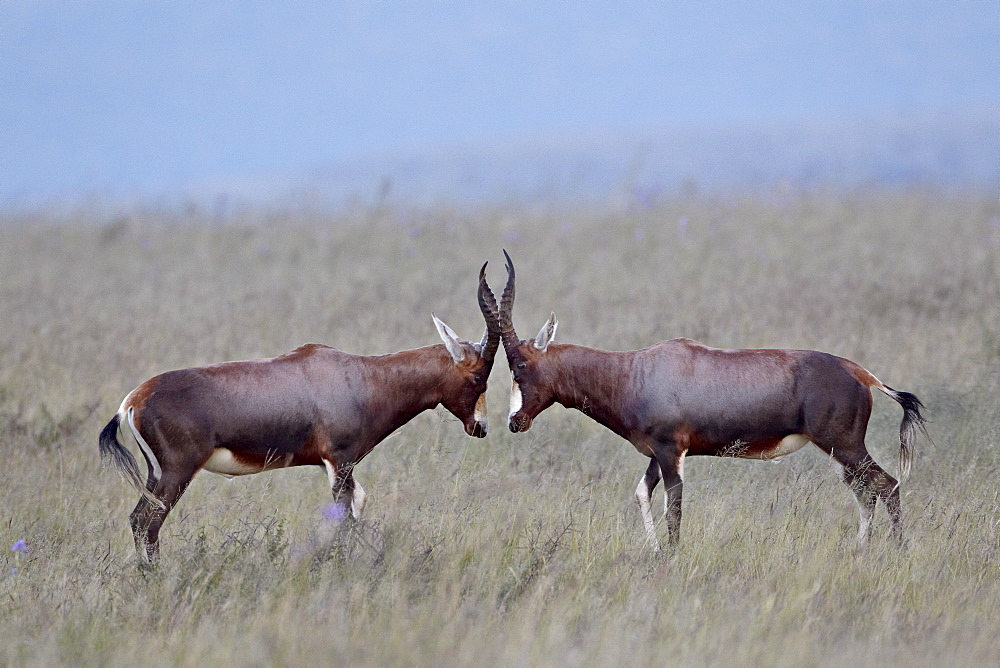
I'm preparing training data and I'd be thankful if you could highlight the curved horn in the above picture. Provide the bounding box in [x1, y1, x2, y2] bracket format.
[499, 249, 520, 351]
[477, 262, 500, 363]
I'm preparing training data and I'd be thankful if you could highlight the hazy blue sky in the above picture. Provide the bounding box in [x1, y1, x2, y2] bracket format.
[2, 1, 998, 203]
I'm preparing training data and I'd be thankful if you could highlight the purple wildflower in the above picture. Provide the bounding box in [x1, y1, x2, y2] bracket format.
[10, 539, 28, 554]
[323, 503, 348, 522]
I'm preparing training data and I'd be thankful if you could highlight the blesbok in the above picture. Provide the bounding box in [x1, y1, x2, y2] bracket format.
[493, 251, 930, 550]
[100, 265, 502, 563]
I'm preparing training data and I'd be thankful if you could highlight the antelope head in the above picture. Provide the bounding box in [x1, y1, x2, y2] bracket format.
[433, 263, 502, 437]
[496, 250, 559, 433]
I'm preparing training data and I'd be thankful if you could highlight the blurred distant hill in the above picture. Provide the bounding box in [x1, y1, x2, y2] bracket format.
[4, 110, 997, 215]
[264, 110, 1000, 210]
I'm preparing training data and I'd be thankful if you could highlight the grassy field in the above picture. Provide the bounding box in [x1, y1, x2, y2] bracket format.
[1, 190, 998, 665]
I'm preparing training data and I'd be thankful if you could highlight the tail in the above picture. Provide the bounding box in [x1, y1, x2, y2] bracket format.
[874, 384, 932, 483]
[99, 413, 165, 508]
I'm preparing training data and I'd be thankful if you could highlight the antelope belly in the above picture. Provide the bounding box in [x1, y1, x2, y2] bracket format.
[737, 434, 810, 461]
[202, 448, 266, 476]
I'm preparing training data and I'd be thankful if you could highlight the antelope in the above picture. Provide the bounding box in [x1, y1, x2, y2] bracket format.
[100, 265, 502, 563]
[492, 251, 930, 550]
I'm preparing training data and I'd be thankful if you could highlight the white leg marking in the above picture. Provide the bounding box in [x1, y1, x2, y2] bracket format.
[137, 536, 153, 565]
[126, 407, 161, 481]
[856, 501, 875, 549]
[351, 480, 367, 520]
[325, 458, 365, 520]
[323, 459, 337, 489]
[635, 476, 661, 551]
[509, 373, 522, 418]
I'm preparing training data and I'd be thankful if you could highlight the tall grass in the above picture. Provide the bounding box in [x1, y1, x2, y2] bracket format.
[1, 189, 998, 665]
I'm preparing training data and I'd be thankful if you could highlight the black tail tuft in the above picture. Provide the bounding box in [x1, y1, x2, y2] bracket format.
[882, 385, 933, 483]
[888, 387, 924, 419]
[99, 413, 165, 508]
[99, 414, 123, 464]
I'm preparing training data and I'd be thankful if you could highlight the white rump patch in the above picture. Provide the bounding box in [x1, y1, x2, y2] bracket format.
[202, 448, 263, 477]
[125, 407, 161, 481]
[737, 434, 810, 461]
[509, 374, 523, 417]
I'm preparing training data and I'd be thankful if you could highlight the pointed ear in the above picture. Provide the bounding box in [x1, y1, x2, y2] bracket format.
[432, 313, 466, 363]
[533, 312, 558, 352]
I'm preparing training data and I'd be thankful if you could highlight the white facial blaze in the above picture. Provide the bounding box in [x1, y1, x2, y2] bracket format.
[474, 392, 488, 424]
[509, 373, 523, 418]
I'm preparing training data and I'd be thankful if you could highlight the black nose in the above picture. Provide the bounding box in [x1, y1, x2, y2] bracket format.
[508, 418, 520, 433]
[471, 422, 488, 438]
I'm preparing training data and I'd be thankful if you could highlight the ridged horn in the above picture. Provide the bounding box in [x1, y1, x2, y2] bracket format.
[477, 262, 500, 363]
[499, 249, 520, 352]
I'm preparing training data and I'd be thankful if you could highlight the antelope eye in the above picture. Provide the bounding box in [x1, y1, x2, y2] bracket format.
[473, 375, 482, 384]
[517, 362, 526, 370]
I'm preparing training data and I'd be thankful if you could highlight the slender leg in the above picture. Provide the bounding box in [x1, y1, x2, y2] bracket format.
[817, 438, 902, 548]
[843, 460, 878, 549]
[649, 441, 684, 546]
[880, 470, 903, 544]
[662, 466, 683, 546]
[129, 499, 155, 562]
[845, 455, 902, 547]
[323, 459, 363, 522]
[129, 466, 199, 564]
[635, 458, 662, 551]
